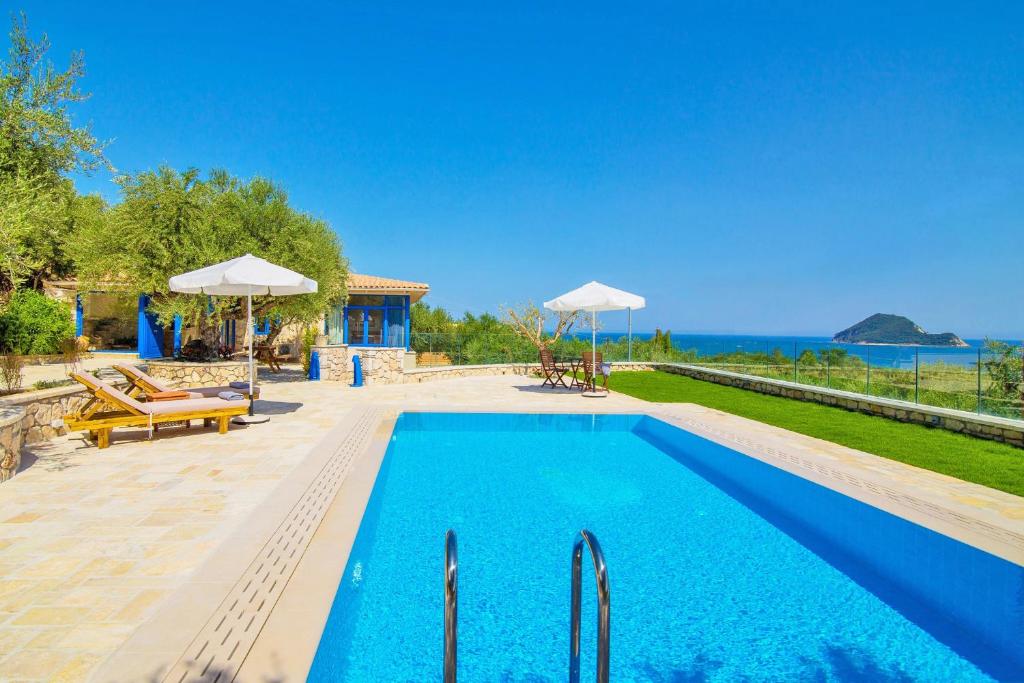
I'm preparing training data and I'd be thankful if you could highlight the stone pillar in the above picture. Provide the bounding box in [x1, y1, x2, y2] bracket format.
[312, 345, 352, 383]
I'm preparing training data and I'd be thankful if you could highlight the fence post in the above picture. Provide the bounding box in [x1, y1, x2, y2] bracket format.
[914, 348, 919, 404]
[826, 349, 831, 388]
[793, 341, 798, 382]
[866, 348, 871, 395]
[1020, 345, 1024, 420]
[977, 347, 982, 414]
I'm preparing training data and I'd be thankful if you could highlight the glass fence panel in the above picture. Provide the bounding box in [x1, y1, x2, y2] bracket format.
[404, 332, 1023, 423]
[917, 347, 981, 413]
[980, 345, 1023, 420]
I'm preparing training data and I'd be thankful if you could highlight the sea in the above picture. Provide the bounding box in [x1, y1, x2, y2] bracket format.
[572, 333, 1022, 369]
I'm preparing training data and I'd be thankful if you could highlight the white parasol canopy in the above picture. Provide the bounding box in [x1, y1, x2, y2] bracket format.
[169, 254, 317, 421]
[168, 253, 318, 296]
[544, 281, 645, 395]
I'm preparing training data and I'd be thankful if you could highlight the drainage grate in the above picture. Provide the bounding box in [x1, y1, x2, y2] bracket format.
[163, 407, 382, 683]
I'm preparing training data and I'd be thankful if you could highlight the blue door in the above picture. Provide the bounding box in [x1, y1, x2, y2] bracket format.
[137, 295, 165, 359]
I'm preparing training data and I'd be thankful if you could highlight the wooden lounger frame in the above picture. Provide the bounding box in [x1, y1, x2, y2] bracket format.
[64, 373, 249, 449]
[112, 365, 257, 400]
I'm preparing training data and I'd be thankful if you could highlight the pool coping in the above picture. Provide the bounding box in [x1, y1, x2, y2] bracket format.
[91, 400, 1024, 682]
[90, 406, 387, 682]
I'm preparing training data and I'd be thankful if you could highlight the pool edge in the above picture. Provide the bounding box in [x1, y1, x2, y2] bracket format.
[94, 401, 1024, 682]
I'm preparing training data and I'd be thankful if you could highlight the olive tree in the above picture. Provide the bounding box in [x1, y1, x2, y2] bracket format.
[502, 302, 580, 350]
[70, 167, 347, 355]
[0, 14, 109, 294]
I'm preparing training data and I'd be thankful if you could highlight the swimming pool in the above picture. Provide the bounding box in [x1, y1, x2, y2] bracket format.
[308, 413, 1024, 681]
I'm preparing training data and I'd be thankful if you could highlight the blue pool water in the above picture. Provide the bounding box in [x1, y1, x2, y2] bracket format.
[308, 413, 1024, 682]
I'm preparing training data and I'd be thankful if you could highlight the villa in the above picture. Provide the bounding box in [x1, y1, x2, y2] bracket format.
[1, 6, 1022, 682]
[41, 273, 430, 362]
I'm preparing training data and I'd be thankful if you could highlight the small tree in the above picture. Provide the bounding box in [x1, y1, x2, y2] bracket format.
[503, 302, 580, 350]
[0, 14, 110, 294]
[0, 353, 23, 394]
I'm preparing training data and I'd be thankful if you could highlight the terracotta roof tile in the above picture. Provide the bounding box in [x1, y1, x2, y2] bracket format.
[348, 273, 429, 302]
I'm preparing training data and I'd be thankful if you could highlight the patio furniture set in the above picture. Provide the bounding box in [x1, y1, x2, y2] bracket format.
[539, 348, 610, 393]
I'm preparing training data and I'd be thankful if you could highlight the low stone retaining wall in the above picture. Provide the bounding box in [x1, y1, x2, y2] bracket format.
[311, 353, 657, 385]
[147, 359, 248, 389]
[0, 406, 25, 482]
[0, 381, 124, 446]
[402, 363, 537, 383]
[655, 364, 1024, 448]
[401, 361, 656, 383]
[0, 378, 130, 484]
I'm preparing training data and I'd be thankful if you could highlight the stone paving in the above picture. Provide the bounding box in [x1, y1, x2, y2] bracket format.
[0, 371, 1021, 682]
[0, 372, 640, 681]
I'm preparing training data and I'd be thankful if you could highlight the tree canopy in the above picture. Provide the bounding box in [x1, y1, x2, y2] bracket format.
[0, 14, 108, 293]
[69, 167, 348, 340]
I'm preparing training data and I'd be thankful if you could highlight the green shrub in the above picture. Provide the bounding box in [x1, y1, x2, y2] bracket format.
[0, 290, 76, 355]
[301, 326, 319, 374]
[32, 378, 70, 391]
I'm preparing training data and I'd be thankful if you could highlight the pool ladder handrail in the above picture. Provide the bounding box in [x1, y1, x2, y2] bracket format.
[569, 529, 610, 683]
[443, 528, 609, 683]
[444, 529, 458, 683]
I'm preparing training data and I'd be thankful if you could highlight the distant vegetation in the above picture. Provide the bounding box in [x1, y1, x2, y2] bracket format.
[411, 303, 1022, 419]
[607, 371, 1024, 497]
[833, 313, 967, 346]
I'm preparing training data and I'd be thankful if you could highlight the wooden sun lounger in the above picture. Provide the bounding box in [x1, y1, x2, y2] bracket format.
[112, 364, 259, 401]
[65, 372, 249, 449]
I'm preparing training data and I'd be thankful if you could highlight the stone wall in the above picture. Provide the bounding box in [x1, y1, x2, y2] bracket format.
[401, 361, 657, 383]
[0, 383, 103, 446]
[0, 406, 24, 483]
[656, 364, 1024, 448]
[0, 378, 136, 484]
[402, 363, 537, 383]
[146, 360, 249, 389]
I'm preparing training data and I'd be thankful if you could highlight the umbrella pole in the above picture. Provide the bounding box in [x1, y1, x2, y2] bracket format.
[248, 288, 255, 417]
[592, 310, 597, 391]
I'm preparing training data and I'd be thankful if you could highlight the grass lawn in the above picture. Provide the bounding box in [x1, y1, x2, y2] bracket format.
[609, 370, 1024, 498]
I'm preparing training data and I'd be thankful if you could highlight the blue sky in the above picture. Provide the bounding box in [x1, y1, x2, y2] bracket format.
[9, 2, 1022, 337]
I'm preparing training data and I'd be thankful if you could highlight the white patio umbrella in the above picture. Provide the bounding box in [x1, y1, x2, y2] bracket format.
[169, 254, 318, 423]
[544, 281, 645, 396]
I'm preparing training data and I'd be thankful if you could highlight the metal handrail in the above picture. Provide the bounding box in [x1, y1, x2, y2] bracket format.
[444, 529, 458, 683]
[569, 529, 610, 683]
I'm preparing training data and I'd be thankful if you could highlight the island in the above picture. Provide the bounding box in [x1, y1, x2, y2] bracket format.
[832, 314, 968, 346]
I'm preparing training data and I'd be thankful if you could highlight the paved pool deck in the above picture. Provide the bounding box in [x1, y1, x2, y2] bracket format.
[0, 372, 1020, 682]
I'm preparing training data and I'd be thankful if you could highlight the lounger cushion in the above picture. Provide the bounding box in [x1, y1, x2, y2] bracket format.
[148, 390, 192, 401]
[145, 397, 239, 415]
[187, 385, 260, 398]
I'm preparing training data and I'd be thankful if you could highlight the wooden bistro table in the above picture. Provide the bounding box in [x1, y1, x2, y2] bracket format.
[559, 356, 586, 390]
